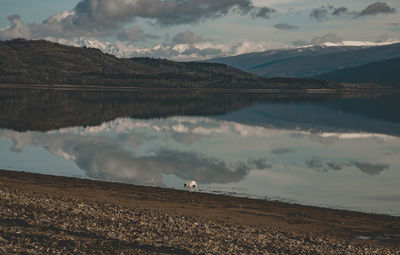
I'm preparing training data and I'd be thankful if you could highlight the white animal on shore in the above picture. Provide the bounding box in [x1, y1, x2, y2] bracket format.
[184, 181, 197, 192]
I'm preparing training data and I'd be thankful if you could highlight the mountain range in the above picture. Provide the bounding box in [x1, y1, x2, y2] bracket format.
[0, 39, 348, 90]
[204, 42, 400, 87]
[1, 38, 398, 90]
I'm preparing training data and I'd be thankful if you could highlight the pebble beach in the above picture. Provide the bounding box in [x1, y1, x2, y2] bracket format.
[0, 169, 399, 254]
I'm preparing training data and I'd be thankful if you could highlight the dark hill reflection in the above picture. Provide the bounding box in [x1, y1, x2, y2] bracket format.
[1, 88, 400, 136]
[217, 94, 400, 137]
[0, 88, 270, 131]
[0, 88, 339, 131]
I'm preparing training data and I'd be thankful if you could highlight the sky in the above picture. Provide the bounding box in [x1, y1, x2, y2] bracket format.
[1, 0, 400, 60]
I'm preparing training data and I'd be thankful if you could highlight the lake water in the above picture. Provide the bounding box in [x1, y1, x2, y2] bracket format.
[0, 89, 399, 216]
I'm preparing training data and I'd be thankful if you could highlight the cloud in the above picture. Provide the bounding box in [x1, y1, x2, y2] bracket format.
[326, 161, 343, 171]
[118, 26, 158, 42]
[310, 6, 330, 21]
[171, 132, 205, 145]
[252, 7, 276, 19]
[274, 23, 298, 31]
[292, 33, 343, 47]
[292, 40, 308, 47]
[2, 129, 270, 186]
[309, 5, 351, 21]
[331, 7, 349, 16]
[180, 46, 223, 57]
[310, 33, 342, 45]
[309, 3, 396, 21]
[248, 158, 272, 169]
[290, 132, 306, 139]
[0, 0, 275, 41]
[351, 162, 389, 176]
[305, 157, 389, 176]
[171, 30, 207, 44]
[0, 15, 32, 40]
[357, 2, 396, 17]
[308, 131, 340, 145]
[270, 148, 295, 155]
[72, 0, 255, 27]
[305, 157, 324, 170]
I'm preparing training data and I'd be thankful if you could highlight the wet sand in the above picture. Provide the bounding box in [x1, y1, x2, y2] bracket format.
[0, 169, 399, 254]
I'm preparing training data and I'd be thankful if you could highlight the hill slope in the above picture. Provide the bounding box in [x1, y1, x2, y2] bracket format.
[0, 39, 340, 89]
[204, 43, 400, 78]
[312, 57, 400, 87]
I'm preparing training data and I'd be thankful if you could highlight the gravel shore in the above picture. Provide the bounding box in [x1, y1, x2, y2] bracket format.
[0, 170, 399, 254]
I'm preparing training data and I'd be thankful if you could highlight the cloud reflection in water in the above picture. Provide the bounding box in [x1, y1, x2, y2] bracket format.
[2, 116, 400, 215]
[2, 126, 270, 186]
[2, 117, 393, 185]
[305, 157, 389, 176]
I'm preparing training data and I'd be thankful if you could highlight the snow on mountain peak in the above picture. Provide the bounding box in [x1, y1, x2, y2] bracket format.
[320, 40, 400, 47]
[47, 37, 400, 61]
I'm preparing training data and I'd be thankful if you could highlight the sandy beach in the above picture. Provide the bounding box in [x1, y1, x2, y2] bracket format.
[0, 169, 399, 254]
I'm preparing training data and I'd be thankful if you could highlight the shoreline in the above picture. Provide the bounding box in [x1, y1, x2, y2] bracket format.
[0, 169, 399, 253]
[1, 83, 399, 94]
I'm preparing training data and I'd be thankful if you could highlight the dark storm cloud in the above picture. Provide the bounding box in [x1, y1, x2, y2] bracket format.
[0, 0, 276, 40]
[305, 157, 389, 176]
[72, 0, 255, 27]
[274, 23, 299, 31]
[357, 2, 396, 17]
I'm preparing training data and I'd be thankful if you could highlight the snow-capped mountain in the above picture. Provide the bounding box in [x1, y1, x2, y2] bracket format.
[316, 40, 400, 47]
[48, 36, 400, 62]
[48, 37, 287, 61]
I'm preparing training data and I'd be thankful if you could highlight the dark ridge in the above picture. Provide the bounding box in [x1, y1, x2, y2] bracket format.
[312, 57, 400, 88]
[204, 43, 400, 79]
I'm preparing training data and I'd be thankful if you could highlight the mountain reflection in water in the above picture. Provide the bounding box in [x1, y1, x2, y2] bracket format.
[2, 88, 400, 135]
[0, 88, 400, 215]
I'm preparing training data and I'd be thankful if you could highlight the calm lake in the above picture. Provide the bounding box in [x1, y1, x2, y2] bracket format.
[1, 88, 399, 215]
